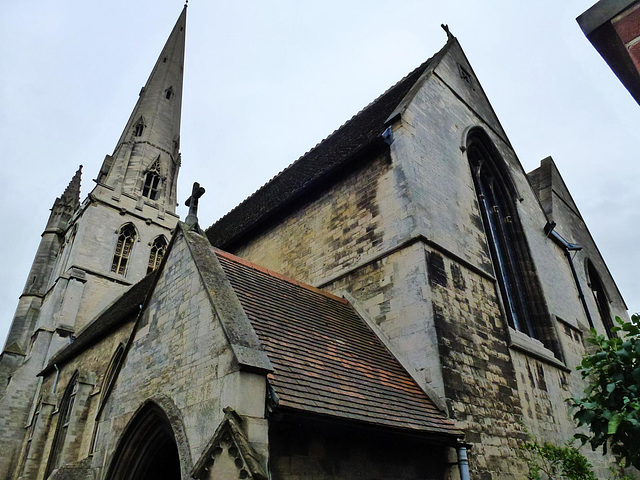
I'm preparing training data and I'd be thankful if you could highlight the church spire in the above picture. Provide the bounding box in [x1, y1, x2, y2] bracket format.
[114, 6, 186, 155]
[95, 7, 186, 215]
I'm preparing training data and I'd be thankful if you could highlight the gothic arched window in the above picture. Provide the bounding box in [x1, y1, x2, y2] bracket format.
[45, 373, 78, 478]
[91, 345, 125, 454]
[18, 397, 42, 475]
[142, 159, 162, 200]
[111, 224, 137, 275]
[587, 260, 613, 336]
[147, 236, 168, 275]
[134, 122, 144, 137]
[467, 129, 556, 352]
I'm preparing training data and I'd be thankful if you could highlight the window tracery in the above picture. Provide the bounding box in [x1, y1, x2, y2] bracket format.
[142, 159, 162, 200]
[45, 373, 78, 478]
[467, 129, 555, 353]
[19, 397, 42, 474]
[147, 236, 168, 275]
[111, 224, 137, 275]
[90, 345, 125, 454]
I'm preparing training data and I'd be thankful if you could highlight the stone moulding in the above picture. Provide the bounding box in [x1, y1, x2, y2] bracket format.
[191, 407, 267, 480]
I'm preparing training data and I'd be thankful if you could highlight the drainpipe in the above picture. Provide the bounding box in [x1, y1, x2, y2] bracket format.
[544, 222, 594, 328]
[52, 364, 60, 395]
[563, 248, 594, 329]
[457, 446, 470, 480]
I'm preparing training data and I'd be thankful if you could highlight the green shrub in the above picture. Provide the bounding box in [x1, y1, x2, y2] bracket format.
[520, 440, 596, 480]
[571, 314, 640, 469]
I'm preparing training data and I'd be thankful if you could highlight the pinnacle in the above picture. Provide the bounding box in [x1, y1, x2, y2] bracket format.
[61, 165, 82, 208]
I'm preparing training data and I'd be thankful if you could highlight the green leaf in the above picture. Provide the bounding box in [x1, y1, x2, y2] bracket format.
[608, 413, 623, 434]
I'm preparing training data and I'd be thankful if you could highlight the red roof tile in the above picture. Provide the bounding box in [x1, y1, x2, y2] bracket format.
[215, 250, 461, 438]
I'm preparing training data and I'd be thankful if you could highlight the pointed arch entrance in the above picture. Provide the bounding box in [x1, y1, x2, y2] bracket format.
[106, 402, 181, 480]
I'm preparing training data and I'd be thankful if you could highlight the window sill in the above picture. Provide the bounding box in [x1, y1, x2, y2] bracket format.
[508, 327, 570, 372]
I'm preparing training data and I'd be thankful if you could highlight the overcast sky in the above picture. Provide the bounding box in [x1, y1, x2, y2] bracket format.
[1, 1, 638, 344]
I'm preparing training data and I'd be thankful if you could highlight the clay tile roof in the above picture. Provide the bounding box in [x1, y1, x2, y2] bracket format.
[206, 40, 452, 250]
[215, 250, 461, 439]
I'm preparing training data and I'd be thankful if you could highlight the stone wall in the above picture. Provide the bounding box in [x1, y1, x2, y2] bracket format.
[12, 320, 132, 480]
[94, 229, 268, 478]
[8, 229, 269, 480]
[214, 39, 627, 478]
[234, 152, 413, 287]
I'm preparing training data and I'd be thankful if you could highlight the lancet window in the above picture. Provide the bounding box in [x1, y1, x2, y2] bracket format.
[45, 373, 78, 478]
[111, 224, 137, 275]
[90, 345, 125, 454]
[147, 236, 168, 275]
[587, 260, 614, 336]
[19, 397, 42, 474]
[467, 129, 556, 352]
[134, 122, 144, 137]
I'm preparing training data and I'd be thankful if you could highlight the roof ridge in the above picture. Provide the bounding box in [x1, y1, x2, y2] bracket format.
[213, 248, 348, 305]
[205, 52, 439, 243]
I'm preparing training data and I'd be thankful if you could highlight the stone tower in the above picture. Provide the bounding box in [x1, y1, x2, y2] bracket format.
[0, 7, 186, 477]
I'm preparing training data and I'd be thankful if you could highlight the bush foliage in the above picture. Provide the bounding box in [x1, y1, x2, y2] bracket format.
[571, 314, 640, 469]
[520, 440, 596, 480]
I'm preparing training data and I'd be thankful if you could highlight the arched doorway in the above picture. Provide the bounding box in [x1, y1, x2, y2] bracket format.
[107, 402, 181, 480]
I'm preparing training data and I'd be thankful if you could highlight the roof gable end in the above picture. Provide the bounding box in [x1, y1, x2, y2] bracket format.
[205, 39, 453, 250]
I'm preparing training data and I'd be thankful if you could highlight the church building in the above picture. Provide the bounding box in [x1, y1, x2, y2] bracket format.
[0, 6, 631, 480]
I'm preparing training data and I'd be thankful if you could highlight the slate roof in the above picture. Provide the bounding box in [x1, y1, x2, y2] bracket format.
[215, 249, 461, 438]
[40, 274, 154, 375]
[206, 39, 452, 250]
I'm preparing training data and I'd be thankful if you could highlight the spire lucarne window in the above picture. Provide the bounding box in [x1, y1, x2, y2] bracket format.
[467, 129, 558, 354]
[147, 236, 168, 274]
[134, 120, 145, 137]
[111, 224, 137, 275]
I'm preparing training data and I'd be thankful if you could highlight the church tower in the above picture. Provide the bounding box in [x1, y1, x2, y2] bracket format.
[0, 8, 186, 477]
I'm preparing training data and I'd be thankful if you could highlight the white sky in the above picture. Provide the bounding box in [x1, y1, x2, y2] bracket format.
[1, 1, 638, 344]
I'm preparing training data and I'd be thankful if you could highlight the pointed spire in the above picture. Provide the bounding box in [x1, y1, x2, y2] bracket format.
[113, 6, 187, 156]
[95, 7, 186, 215]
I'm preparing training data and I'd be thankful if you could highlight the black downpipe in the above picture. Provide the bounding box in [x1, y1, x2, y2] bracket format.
[544, 222, 594, 329]
[564, 248, 594, 329]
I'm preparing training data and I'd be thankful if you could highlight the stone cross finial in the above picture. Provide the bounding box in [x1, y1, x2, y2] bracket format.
[185, 182, 205, 227]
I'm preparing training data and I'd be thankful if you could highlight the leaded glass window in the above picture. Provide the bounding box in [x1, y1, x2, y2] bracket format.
[111, 224, 136, 275]
[147, 236, 168, 275]
[45, 374, 78, 478]
[142, 159, 162, 200]
[467, 128, 556, 355]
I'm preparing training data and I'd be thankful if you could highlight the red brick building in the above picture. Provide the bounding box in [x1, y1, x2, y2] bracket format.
[578, 0, 640, 105]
